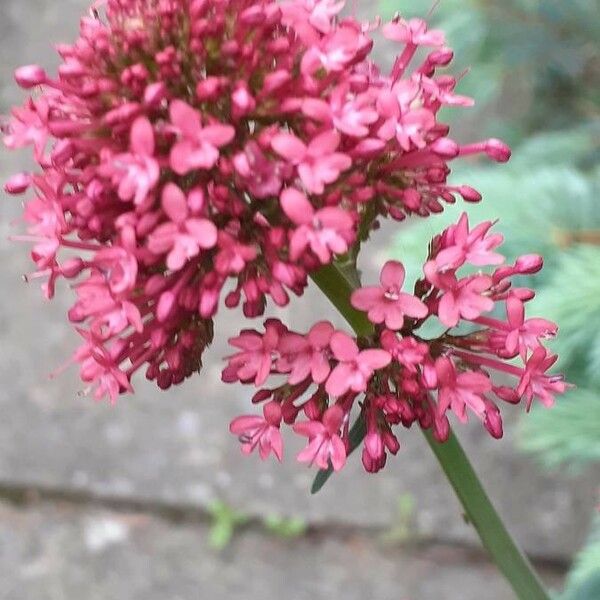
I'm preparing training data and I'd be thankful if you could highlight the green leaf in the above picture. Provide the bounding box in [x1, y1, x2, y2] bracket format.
[562, 517, 600, 599]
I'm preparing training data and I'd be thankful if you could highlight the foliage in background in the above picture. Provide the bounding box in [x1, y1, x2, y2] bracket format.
[379, 0, 599, 596]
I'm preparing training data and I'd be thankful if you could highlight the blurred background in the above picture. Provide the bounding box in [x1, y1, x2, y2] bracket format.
[0, 1, 598, 598]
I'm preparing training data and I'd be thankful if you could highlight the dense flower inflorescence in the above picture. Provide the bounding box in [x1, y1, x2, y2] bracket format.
[224, 215, 567, 472]
[3, 0, 566, 474]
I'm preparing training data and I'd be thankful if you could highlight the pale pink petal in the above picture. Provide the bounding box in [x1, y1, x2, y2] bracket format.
[162, 183, 188, 223]
[130, 117, 155, 156]
[280, 188, 314, 225]
[185, 218, 218, 248]
[329, 331, 358, 361]
[358, 349, 391, 370]
[271, 132, 307, 162]
[325, 363, 353, 396]
[380, 260, 406, 288]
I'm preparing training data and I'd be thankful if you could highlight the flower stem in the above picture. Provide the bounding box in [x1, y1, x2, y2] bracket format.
[310, 260, 550, 600]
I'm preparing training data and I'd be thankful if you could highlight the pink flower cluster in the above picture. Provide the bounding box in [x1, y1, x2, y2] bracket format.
[225, 214, 567, 472]
[2, 0, 566, 474]
[3, 0, 512, 402]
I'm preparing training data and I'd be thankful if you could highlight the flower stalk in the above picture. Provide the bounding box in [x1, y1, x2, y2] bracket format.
[310, 259, 550, 600]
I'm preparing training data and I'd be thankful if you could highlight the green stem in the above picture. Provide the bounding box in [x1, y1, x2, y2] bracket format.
[309, 260, 550, 600]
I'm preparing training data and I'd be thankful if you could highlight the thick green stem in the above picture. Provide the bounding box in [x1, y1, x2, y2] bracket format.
[309, 261, 550, 600]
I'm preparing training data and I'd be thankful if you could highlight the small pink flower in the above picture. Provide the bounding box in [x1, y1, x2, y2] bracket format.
[433, 213, 504, 272]
[302, 85, 378, 138]
[223, 320, 283, 386]
[230, 401, 284, 461]
[517, 348, 568, 410]
[490, 296, 557, 360]
[377, 85, 436, 151]
[148, 183, 218, 270]
[351, 261, 428, 330]
[280, 0, 345, 36]
[278, 320, 334, 384]
[380, 330, 428, 372]
[271, 130, 351, 194]
[383, 17, 445, 47]
[100, 117, 160, 206]
[169, 100, 235, 174]
[301, 24, 368, 74]
[214, 231, 258, 275]
[3, 97, 49, 160]
[325, 331, 391, 396]
[280, 187, 354, 262]
[436, 356, 492, 422]
[425, 266, 494, 328]
[293, 404, 347, 471]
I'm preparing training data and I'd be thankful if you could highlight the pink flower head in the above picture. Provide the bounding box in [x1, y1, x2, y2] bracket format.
[280, 188, 354, 262]
[169, 100, 235, 174]
[230, 401, 284, 461]
[278, 320, 334, 384]
[436, 356, 492, 422]
[325, 331, 391, 396]
[351, 261, 428, 330]
[517, 348, 568, 410]
[148, 183, 218, 270]
[293, 404, 347, 471]
[100, 117, 160, 205]
[271, 130, 351, 194]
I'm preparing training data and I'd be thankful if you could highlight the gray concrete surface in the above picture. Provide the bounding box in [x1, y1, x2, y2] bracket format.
[0, 499, 566, 600]
[0, 1, 597, 598]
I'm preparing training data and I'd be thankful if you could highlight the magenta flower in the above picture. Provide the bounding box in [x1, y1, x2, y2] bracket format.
[99, 117, 159, 206]
[436, 356, 492, 422]
[377, 83, 436, 151]
[383, 17, 446, 47]
[223, 320, 283, 386]
[3, 97, 49, 160]
[169, 100, 235, 174]
[325, 331, 391, 396]
[230, 401, 284, 461]
[425, 266, 495, 328]
[280, 187, 354, 262]
[280, 0, 345, 36]
[351, 261, 428, 330]
[148, 183, 218, 270]
[432, 212, 505, 272]
[486, 296, 558, 360]
[517, 348, 568, 410]
[271, 130, 351, 194]
[293, 405, 347, 471]
[302, 84, 378, 137]
[278, 320, 334, 384]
